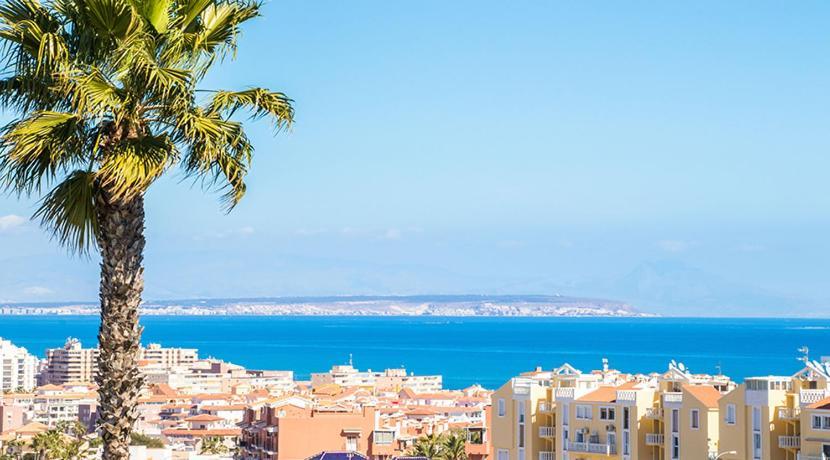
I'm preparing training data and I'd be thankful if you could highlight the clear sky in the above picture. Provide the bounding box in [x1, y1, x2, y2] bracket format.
[1, 1, 829, 315]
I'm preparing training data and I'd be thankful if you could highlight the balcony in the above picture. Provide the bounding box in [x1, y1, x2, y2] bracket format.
[778, 407, 801, 420]
[645, 433, 664, 446]
[779, 435, 801, 449]
[800, 390, 830, 407]
[662, 392, 683, 404]
[539, 426, 554, 438]
[797, 454, 828, 460]
[616, 390, 636, 404]
[555, 387, 575, 400]
[538, 402, 553, 413]
[566, 441, 617, 455]
[645, 407, 662, 419]
[539, 452, 554, 460]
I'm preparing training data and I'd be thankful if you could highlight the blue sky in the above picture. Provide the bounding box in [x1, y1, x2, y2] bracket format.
[1, 1, 829, 315]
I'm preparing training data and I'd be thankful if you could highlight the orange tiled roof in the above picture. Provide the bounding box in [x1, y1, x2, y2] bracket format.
[577, 386, 618, 403]
[808, 396, 830, 410]
[185, 414, 224, 422]
[683, 385, 722, 409]
[162, 428, 240, 437]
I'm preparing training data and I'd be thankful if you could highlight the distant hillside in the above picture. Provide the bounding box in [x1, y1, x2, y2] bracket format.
[0, 294, 652, 317]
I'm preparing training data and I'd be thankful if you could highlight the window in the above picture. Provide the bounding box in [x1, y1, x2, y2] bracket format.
[600, 407, 616, 421]
[497, 449, 509, 460]
[812, 415, 830, 430]
[691, 409, 700, 429]
[498, 398, 505, 417]
[562, 403, 569, 426]
[725, 404, 736, 425]
[671, 409, 679, 433]
[671, 434, 679, 460]
[576, 405, 592, 420]
[345, 436, 357, 452]
[752, 407, 762, 460]
[517, 403, 525, 448]
[622, 430, 630, 455]
[373, 431, 393, 445]
[623, 407, 630, 430]
[518, 448, 525, 460]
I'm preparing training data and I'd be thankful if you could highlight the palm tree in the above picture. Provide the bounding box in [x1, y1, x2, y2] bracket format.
[198, 436, 229, 456]
[439, 431, 467, 460]
[0, 0, 293, 458]
[408, 433, 445, 460]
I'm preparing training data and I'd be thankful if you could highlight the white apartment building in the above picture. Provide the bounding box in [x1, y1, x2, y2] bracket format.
[311, 363, 442, 393]
[0, 338, 39, 391]
[141, 343, 198, 367]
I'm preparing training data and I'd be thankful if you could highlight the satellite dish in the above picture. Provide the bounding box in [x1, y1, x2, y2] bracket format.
[678, 363, 686, 372]
[670, 360, 677, 368]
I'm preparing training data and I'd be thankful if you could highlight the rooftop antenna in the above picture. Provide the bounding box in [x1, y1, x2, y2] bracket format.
[798, 346, 809, 364]
[715, 362, 722, 376]
[602, 358, 609, 373]
[348, 353, 353, 367]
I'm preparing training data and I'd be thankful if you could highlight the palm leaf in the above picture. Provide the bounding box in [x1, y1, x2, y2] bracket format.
[33, 170, 99, 254]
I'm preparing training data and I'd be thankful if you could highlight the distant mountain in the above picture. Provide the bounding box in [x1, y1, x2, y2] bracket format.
[600, 259, 808, 316]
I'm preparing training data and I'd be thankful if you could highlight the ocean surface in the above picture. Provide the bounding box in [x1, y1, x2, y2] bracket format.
[1, 316, 828, 389]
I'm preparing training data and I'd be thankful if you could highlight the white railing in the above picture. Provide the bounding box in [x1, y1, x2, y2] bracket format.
[797, 454, 827, 460]
[645, 433, 664, 446]
[778, 407, 801, 419]
[539, 426, 554, 437]
[616, 390, 636, 404]
[662, 392, 683, 404]
[538, 401, 553, 412]
[555, 387, 575, 400]
[800, 390, 829, 406]
[778, 435, 801, 449]
[539, 452, 554, 460]
[566, 441, 616, 455]
[645, 407, 662, 419]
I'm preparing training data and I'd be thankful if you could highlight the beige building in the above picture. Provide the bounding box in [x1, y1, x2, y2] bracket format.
[492, 361, 735, 460]
[140, 343, 198, 367]
[43, 338, 98, 385]
[311, 363, 442, 393]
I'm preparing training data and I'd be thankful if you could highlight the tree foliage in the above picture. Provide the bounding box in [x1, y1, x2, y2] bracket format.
[407, 431, 469, 460]
[0, 0, 294, 252]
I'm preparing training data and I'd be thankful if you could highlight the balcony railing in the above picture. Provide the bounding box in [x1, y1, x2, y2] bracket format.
[779, 435, 801, 449]
[539, 426, 554, 437]
[555, 387, 575, 400]
[539, 452, 554, 460]
[645, 407, 662, 419]
[616, 390, 637, 404]
[662, 392, 683, 404]
[538, 402, 553, 413]
[800, 390, 830, 407]
[566, 441, 616, 455]
[645, 433, 664, 446]
[778, 407, 801, 420]
[797, 454, 827, 460]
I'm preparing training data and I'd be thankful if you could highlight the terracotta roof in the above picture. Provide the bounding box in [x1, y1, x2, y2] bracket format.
[683, 385, 722, 409]
[205, 405, 247, 411]
[577, 386, 617, 403]
[808, 396, 830, 410]
[5, 421, 49, 435]
[36, 384, 63, 391]
[162, 428, 240, 437]
[185, 414, 224, 422]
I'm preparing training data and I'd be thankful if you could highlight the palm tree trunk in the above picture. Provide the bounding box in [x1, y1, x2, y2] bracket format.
[94, 193, 146, 460]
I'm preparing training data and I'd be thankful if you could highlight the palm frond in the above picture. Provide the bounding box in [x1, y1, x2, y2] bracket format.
[33, 169, 98, 254]
[130, 0, 172, 33]
[194, 1, 258, 55]
[0, 111, 86, 193]
[207, 88, 293, 130]
[96, 134, 175, 201]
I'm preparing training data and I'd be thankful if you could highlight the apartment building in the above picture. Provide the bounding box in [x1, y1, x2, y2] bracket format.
[493, 361, 735, 460]
[0, 338, 39, 391]
[311, 363, 442, 394]
[141, 343, 198, 367]
[43, 338, 98, 385]
[240, 396, 376, 459]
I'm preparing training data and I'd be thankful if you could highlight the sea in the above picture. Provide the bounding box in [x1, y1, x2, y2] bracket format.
[1, 315, 828, 389]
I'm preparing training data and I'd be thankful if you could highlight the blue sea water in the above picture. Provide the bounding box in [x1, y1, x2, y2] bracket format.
[1, 315, 828, 389]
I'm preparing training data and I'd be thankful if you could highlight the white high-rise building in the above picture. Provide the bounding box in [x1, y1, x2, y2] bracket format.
[0, 338, 39, 391]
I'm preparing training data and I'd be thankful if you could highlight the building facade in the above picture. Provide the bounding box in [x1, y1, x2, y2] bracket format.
[0, 338, 39, 392]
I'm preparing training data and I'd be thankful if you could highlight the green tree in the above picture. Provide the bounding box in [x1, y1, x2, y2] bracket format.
[439, 431, 467, 460]
[129, 433, 163, 449]
[408, 433, 445, 460]
[0, 0, 293, 458]
[198, 437, 229, 456]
